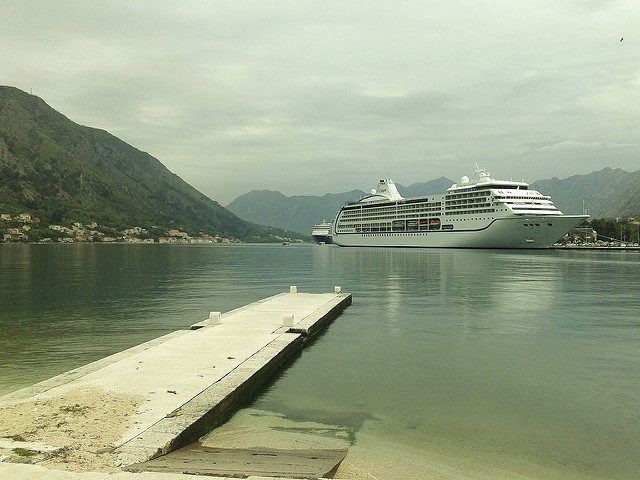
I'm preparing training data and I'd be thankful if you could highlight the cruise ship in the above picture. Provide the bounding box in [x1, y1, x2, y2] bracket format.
[331, 165, 588, 249]
[311, 221, 333, 244]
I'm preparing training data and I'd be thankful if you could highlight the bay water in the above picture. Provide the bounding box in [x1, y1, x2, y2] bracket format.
[0, 244, 638, 478]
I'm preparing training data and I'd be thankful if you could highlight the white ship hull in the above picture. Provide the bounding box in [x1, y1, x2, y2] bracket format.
[333, 215, 587, 249]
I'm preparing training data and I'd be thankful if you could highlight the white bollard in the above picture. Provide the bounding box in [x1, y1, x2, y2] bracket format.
[334, 286, 342, 293]
[209, 311, 221, 325]
[289, 285, 298, 294]
[283, 313, 295, 327]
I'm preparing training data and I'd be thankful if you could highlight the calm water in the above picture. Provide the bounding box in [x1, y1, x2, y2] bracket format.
[1, 244, 639, 479]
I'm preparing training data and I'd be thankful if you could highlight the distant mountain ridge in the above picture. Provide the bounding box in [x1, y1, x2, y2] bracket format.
[227, 177, 454, 234]
[228, 169, 640, 234]
[530, 167, 640, 217]
[227, 189, 366, 235]
[0, 86, 299, 241]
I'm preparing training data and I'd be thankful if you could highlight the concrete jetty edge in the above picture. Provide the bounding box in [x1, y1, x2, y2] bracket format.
[117, 333, 305, 465]
[119, 293, 352, 466]
[0, 462, 341, 479]
[289, 293, 352, 341]
[0, 289, 352, 478]
[0, 330, 188, 405]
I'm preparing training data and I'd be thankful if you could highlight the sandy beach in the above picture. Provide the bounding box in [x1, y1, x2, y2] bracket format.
[0, 386, 143, 472]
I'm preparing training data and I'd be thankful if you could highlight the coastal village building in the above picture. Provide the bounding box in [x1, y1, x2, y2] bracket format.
[49, 225, 73, 234]
[167, 229, 189, 238]
[124, 227, 148, 235]
[566, 227, 597, 243]
[4, 213, 237, 244]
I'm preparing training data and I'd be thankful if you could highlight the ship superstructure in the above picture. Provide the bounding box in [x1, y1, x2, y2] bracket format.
[311, 221, 333, 244]
[331, 164, 587, 249]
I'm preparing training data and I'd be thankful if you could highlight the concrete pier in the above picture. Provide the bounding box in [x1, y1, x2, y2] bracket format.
[0, 289, 351, 478]
[0, 463, 338, 480]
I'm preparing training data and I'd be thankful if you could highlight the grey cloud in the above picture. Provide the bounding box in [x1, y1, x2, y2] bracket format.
[1, 0, 639, 203]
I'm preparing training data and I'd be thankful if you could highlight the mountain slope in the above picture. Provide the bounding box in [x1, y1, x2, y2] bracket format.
[227, 178, 454, 234]
[228, 167, 640, 234]
[0, 86, 295, 240]
[531, 168, 640, 217]
[227, 189, 366, 235]
[396, 177, 454, 198]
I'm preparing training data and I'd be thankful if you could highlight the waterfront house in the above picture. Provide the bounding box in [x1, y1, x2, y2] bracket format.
[168, 229, 189, 238]
[49, 225, 73, 234]
[124, 227, 148, 235]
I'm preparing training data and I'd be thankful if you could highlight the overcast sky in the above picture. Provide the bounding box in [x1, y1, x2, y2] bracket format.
[1, 1, 639, 203]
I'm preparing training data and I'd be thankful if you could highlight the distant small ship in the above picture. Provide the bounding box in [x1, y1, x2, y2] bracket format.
[311, 221, 333, 244]
[331, 164, 588, 249]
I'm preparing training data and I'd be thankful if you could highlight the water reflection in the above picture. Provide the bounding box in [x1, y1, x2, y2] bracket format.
[1, 244, 639, 479]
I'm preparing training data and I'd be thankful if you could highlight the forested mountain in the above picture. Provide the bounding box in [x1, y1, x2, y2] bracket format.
[531, 168, 640, 217]
[227, 189, 365, 235]
[227, 178, 454, 234]
[0, 86, 298, 241]
[229, 168, 640, 235]
[396, 177, 454, 198]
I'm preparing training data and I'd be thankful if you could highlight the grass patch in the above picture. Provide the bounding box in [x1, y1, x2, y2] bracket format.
[59, 404, 88, 415]
[12, 448, 35, 457]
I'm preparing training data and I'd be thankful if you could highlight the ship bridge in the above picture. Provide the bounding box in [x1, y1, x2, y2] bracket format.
[445, 164, 563, 217]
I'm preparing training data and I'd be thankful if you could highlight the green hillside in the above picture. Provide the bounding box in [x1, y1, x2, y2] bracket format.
[0, 86, 299, 241]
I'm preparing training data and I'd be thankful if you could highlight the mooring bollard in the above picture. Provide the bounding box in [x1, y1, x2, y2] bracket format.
[289, 285, 298, 294]
[209, 311, 221, 325]
[283, 313, 295, 327]
[334, 286, 341, 293]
